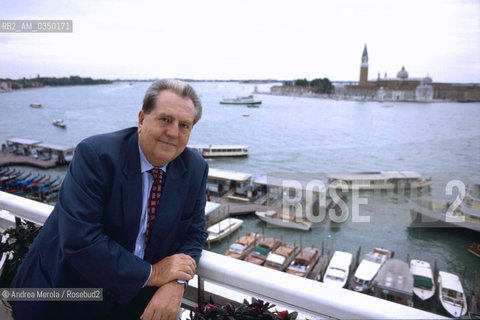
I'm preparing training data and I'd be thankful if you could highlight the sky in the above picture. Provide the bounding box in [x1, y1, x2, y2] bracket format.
[0, 0, 479, 83]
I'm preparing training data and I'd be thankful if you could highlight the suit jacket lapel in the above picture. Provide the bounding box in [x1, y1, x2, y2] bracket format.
[120, 131, 143, 252]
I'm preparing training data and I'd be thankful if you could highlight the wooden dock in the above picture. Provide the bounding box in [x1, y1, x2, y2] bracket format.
[0, 152, 58, 169]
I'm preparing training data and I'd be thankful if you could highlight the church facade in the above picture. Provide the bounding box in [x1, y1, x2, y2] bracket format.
[335, 45, 480, 102]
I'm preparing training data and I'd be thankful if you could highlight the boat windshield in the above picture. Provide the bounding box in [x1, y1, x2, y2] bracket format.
[325, 274, 344, 282]
[228, 243, 246, 254]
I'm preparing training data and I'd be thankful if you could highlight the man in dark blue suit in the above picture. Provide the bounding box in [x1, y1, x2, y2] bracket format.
[10, 79, 208, 319]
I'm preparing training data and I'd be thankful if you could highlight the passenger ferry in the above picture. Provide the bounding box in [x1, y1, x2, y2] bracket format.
[327, 171, 432, 192]
[189, 145, 248, 158]
[219, 95, 262, 105]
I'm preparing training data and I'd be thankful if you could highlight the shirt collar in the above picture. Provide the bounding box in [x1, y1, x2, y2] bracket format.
[138, 143, 168, 174]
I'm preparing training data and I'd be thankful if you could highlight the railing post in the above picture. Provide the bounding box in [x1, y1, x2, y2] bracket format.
[197, 275, 205, 310]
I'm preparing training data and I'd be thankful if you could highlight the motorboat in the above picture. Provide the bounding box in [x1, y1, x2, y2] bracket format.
[286, 246, 320, 278]
[255, 210, 312, 231]
[467, 243, 480, 258]
[410, 259, 435, 301]
[29, 103, 42, 108]
[323, 251, 353, 288]
[52, 119, 67, 128]
[225, 232, 263, 260]
[438, 271, 467, 317]
[206, 217, 243, 243]
[374, 259, 414, 307]
[264, 242, 300, 271]
[220, 95, 261, 105]
[350, 248, 392, 292]
[244, 237, 281, 266]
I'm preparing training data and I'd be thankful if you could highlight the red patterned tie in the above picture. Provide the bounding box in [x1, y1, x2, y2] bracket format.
[146, 168, 163, 245]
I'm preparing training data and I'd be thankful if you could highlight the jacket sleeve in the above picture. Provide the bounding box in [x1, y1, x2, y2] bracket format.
[177, 162, 208, 265]
[56, 140, 151, 305]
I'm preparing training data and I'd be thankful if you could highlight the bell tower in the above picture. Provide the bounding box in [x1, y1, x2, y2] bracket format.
[359, 44, 368, 85]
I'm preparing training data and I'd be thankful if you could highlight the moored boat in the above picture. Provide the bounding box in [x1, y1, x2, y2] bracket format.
[438, 271, 467, 317]
[322, 251, 353, 288]
[410, 259, 435, 301]
[244, 237, 281, 266]
[206, 217, 243, 243]
[225, 232, 263, 260]
[374, 259, 414, 307]
[264, 242, 300, 271]
[467, 243, 480, 258]
[286, 246, 320, 277]
[255, 210, 312, 231]
[350, 247, 392, 292]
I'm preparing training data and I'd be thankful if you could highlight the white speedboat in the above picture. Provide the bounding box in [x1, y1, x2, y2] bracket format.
[52, 119, 67, 128]
[350, 248, 392, 292]
[410, 259, 435, 301]
[323, 251, 353, 288]
[255, 210, 312, 231]
[438, 271, 467, 317]
[206, 217, 243, 243]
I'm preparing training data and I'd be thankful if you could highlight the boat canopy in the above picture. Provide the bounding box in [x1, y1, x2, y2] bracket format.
[252, 246, 268, 256]
[208, 168, 252, 183]
[375, 259, 414, 298]
[413, 275, 434, 289]
[266, 253, 286, 265]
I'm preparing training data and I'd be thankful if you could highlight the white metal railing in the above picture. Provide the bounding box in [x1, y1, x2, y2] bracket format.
[0, 191, 445, 319]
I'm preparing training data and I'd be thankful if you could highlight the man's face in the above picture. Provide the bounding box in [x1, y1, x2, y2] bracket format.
[138, 89, 195, 167]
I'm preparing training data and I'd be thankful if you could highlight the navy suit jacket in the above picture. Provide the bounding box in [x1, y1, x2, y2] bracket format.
[10, 127, 208, 319]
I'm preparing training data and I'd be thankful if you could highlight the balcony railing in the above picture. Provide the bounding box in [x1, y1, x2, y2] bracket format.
[0, 191, 445, 319]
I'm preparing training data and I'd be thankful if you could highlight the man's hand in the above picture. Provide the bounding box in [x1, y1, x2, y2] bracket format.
[146, 254, 196, 287]
[140, 281, 184, 320]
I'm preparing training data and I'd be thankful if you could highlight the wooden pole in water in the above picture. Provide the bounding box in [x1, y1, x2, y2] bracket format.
[355, 246, 362, 269]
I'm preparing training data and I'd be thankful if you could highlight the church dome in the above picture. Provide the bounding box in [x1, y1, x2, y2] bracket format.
[422, 75, 433, 84]
[397, 66, 409, 79]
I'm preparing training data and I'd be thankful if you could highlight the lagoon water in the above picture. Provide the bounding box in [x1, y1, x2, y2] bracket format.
[0, 81, 479, 307]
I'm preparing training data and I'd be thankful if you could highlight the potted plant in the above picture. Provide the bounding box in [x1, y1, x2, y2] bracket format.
[188, 297, 298, 320]
[0, 220, 41, 288]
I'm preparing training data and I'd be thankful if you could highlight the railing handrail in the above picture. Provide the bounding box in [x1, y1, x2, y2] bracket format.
[0, 191, 445, 319]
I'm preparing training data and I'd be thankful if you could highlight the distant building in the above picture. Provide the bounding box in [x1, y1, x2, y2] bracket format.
[335, 44, 480, 102]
